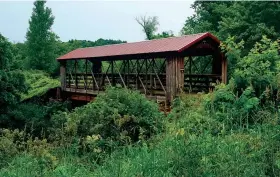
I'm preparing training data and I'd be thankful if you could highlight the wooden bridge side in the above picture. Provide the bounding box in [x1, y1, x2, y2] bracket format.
[166, 57, 184, 104]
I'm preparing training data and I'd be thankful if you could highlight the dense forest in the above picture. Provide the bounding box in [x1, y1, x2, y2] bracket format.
[1, 1, 280, 176]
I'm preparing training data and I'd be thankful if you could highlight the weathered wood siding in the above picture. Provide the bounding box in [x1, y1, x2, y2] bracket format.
[166, 57, 184, 104]
[221, 54, 227, 84]
[60, 61, 66, 91]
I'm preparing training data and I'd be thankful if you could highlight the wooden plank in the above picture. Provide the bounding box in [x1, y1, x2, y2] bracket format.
[189, 56, 192, 91]
[85, 59, 88, 93]
[136, 60, 139, 89]
[221, 54, 227, 84]
[177, 57, 184, 94]
[70, 94, 94, 102]
[166, 56, 184, 104]
[150, 60, 153, 95]
[60, 61, 66, 91]
[185, 74, 221, 78]
[71, 74, 224, 87]
[75, 60, 78, 90]
[111, 61, 115, 85]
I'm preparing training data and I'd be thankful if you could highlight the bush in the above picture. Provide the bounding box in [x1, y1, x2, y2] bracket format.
[94, 97, 280, 176]
[61, 87, 164, 137]
[6, 101, 70, 137]
[94, 123, 280, 177]
[0, 129, 23, 168]
[0, 128, 57, 170]
[222, 36, 280, 101]
[167, 96, 223, 136]
[204, 82, 265, 129]
[50, 87, 164, 162]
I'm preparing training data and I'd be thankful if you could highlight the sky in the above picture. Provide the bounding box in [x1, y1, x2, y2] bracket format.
[0, 1, 195, 43]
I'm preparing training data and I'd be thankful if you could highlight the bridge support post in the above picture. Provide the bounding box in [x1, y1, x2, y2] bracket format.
[221, 54, 227, 84]
[60, 61, 66, 91]
[166, 56, 184, 104]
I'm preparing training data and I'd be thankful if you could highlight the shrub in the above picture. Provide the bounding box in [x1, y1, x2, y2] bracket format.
[0, 129, 23, 168]
[94, 124, 280, 177]
[222, 36, 280, 102]
[233, 36, 280, 97]
[7, 101, 70, 137]
[168, 96, 223, 136]
[93, 100, 280, 177]
[0, 128, 58, 170]
[50, 87, 164, 161]
[204, 82, 263, 129]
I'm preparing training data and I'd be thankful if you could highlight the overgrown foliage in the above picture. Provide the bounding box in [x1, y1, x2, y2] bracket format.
[0, 87, 164, 175]
[204, 36, 280, 129]
[20, 70, 60, 101]
[182, 1, 280, 54]
[231, 37, 280, 97]
[0, 33, 27, 127]
[50, 87, 163, 155]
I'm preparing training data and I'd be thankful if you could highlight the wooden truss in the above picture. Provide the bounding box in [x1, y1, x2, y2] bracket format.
[60, 54, 227, 104]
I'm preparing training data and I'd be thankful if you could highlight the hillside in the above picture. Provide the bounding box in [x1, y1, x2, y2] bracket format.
[20, 70, 60, 101]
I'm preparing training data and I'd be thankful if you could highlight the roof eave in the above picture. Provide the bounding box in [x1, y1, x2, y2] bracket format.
[177, 32, 220, 53]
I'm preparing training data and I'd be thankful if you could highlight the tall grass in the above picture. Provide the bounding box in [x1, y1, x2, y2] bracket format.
[1, 91, 280, 177]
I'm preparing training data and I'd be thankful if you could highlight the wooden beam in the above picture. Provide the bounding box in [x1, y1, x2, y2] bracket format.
[166, 57, 184, 104]
[127, 60, 130, 88]
[150, 60, 153, 95]
[177, 57, 184, 94]
[145, 59, 148, 95]
[136, 60, 139, 89]
[221, 54, 227, 84]
[85, 59, 88, 94]
[111, 61, 115, 85]
[60, 61, 66, 91]
[189, 56, 192, 91]
[75, 60, 78, 91]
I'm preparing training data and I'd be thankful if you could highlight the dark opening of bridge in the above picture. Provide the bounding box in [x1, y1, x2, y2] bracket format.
[57, 32, 227, 105]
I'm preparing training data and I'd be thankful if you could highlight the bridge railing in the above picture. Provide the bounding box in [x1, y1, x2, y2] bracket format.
[65, 72, 221, 95]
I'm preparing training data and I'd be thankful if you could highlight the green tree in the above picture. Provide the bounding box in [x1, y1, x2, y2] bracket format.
[153, 31, 174, 39]
[181, 2, 234, 35]
[182, 2, 280, 54]
[0, 34, 12, 70]
[136, 15, 174, 40]
[26, 0, 57, 73]
[232, 36, 280, 97]
[11, 42, 28, 70]
[136, 16, 160, 40]
[0, 34, 27, 126]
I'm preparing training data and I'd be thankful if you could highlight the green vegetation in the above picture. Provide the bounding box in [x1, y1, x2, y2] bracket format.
[0, 88, 164, 176]
[26, 0, 57, 73]
[1, 0, 280, 176]
[20, 70, 60, 101]
[182, 1, 280, 55]
[136, 15, 174, 40]
[0, 34, 27, 127]
[1, 89, 280, 176]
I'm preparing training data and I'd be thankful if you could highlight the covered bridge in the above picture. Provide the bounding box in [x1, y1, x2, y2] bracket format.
[57, 32, 227, 104]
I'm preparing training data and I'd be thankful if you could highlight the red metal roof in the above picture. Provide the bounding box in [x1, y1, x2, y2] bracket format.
[57, 32, 220, 60]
